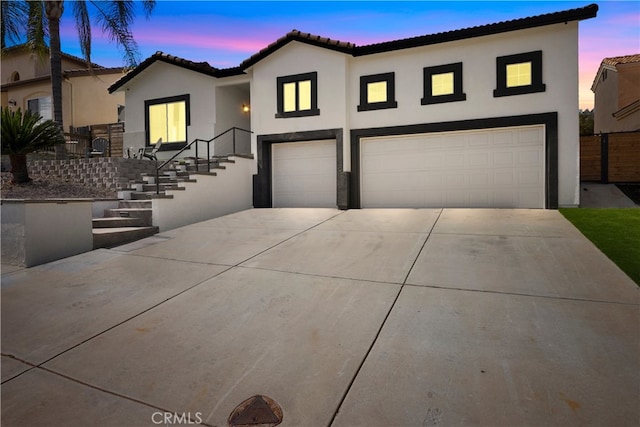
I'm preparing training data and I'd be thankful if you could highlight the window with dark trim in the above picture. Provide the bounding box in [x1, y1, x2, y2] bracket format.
[357, 72, 398, 111]
[421, 62, 466, 105]
[145, 94, 190, 150]
[276, 72, 319, 118]
[493, 51, 545, 97]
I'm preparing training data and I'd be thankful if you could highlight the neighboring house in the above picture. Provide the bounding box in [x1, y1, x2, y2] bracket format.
[591, 54, 640, 133]
[110, 4, 598, 209]
[1, 44, 125, 130]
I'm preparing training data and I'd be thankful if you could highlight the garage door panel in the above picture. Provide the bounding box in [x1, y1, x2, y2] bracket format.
[272, 140, 336, 208]
[361, 125, 545, 208]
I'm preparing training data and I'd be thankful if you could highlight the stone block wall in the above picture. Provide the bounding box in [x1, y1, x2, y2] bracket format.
[27, 158, 158, 190]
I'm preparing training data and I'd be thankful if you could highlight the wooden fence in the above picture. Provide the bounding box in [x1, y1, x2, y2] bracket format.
[90, 122, 125, 157]
[580, 131, 640, 183]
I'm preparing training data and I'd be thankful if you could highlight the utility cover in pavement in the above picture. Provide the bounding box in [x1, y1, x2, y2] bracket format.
[228, 395, 283, 426]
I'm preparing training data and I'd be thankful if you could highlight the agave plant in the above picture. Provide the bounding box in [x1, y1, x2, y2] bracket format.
[1, 107, 64, 184]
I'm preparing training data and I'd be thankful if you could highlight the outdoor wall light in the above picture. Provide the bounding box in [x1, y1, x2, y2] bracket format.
[242, 103, 250, 113]
[8, 99, 17, 107]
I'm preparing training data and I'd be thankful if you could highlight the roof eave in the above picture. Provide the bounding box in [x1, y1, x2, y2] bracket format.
[355, 3, 598, 56]
[239, 31, 354, 71]
[109, 53, 224, 93]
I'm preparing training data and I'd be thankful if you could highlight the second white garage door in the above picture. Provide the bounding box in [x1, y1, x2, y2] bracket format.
[272, 140, 337, 208]
[361, 125, 545, 208]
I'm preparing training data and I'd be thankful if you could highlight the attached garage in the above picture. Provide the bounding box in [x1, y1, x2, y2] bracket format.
[271, 140, 337, 207]
[360, 125, 545, 208]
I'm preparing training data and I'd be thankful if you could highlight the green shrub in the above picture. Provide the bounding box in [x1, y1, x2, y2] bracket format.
[1, 107, 64, 183]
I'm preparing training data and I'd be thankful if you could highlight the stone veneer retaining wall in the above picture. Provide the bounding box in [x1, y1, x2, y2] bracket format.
[27, 158, 159, 190]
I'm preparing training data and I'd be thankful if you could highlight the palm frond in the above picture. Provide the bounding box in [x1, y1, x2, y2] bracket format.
[1, 0, 29, 49]
[1, 107, 65, 155]
[142, 0, 155, 19]
[72, 0, 92, 68]
[90, 0, 139, 67]
[26, 0, 47, 61]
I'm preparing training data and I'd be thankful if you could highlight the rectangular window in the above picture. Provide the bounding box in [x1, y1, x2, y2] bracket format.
[283, 82, 297, 112]
[422, 63, 466, 105]
[494, 51, 545, 97]
[506, 62, 532, 87]
[27, 96, 52, 120]
[298, 80, 312, 111]
[367, 81, 388, 103]
[358, 72, 397, 111]
[276, 72, 319, 118]
[145, 94, 190, 149]
[431, 72, 455, 96]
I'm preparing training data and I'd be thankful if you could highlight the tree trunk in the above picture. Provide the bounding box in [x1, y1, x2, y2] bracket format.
[46, 1, 67, 160]
[9, 153, 30, 184]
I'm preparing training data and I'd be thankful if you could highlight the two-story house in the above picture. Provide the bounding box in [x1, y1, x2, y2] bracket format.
[109, 4, 598, 209]
[591, 54, 640, 133]
[1, 44, 125, 130]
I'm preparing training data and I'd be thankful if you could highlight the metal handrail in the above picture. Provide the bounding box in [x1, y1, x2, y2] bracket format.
[155, 127, 252, 194]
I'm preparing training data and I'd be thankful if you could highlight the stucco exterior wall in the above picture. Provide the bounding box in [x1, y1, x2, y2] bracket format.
[121, 62, 221, 161]
[594, 68, 618, 133]
[250, 42, 350, 175]
[251, 43, 349, 136]
[70, 73, 125, 127]
[2, 49, 124, 131]
[1, 200, 93, 267]
[1, 51, 37, 82]
[214, 82, 251, 155]
[152, 156, 253, 231]
[617, 63, 640, 109]
[594, 64, 640, 133]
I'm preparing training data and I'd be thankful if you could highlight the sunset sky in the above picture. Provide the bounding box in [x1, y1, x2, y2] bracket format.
[53, 1, 639, 110]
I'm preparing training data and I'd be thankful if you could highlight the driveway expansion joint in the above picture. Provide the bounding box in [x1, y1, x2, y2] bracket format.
[401, 282, 640, 306]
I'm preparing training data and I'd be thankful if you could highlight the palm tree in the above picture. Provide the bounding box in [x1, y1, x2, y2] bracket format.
[1, 107, 65, 183]
[1, 0, 156, 159]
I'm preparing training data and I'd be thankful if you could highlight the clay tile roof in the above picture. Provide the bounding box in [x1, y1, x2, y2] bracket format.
[354, 3, 598, 56]
[241, 4, 597, 67]
[109, 51, 245, 92]
[239, 29, 355, 69]
[602, 54, 640, 66]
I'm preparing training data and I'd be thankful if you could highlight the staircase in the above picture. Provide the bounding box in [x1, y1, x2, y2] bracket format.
[92, 155, 247, 249]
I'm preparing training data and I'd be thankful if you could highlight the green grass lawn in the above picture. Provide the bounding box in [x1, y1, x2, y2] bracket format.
[560, 208, 640, 285]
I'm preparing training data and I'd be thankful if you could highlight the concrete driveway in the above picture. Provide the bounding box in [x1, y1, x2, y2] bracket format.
[2, 208, 638, 427]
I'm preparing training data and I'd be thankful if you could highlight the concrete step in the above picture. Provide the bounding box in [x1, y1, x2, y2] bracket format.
[140, 175, 175, 184]
[118, 200, 152, 209]
[141, 183, 181, 192]
[184, 165, 221, 173]
[104, 208, 152, 226]
[212, 157, 236, 164]
[130, 192, 174, 200]
[93, 226, 159, 249]
[92, 217, 144, 228]
[127, 182, 182, 192]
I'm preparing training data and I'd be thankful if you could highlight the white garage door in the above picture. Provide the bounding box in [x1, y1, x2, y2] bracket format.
[361, 125, 545, 208]
[272, 140, 337, 208]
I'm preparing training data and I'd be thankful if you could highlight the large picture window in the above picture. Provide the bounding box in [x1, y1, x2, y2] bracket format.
[145, 94, 190, 149]
[494, 51, 545, 97]
[421, 63, 466, 105]
[276, 72, 319, 118]
[357, 72, 398, 111]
